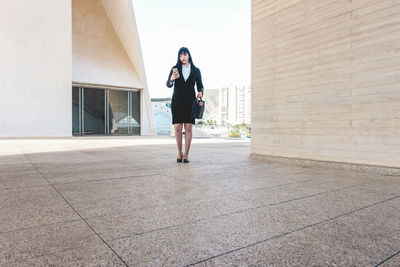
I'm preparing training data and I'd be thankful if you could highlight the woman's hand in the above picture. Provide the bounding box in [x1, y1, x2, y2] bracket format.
[170, 70, 179, 82]
[197, 91, 203, 99]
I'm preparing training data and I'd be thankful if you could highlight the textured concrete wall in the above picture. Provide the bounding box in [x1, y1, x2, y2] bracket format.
[0, 0, 72, 137]
[251, 0, 400, 168]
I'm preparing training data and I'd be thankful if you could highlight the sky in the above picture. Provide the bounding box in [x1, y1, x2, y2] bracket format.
[133, 0, 250, 98]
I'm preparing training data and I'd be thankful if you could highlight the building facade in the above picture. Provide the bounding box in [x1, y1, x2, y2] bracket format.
[219, 85, 251, 125]
[0, 0, 155, 137]
[252, 0, 400, 168]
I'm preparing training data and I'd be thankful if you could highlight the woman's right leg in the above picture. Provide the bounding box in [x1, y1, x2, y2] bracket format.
[174, 123, 183, 158]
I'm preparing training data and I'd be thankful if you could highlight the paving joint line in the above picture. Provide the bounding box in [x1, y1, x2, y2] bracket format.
[0, 183, 51, 192]
[20, 151, 129, 267]
[83, 179, 313, 221]
[12, 243, 102, 264]
[7, 144, 388, 267]
[0, 218, 82, 236]
[374, 250, 400, 266]
[51, 172, 162, 186]
[184, 194, 400, 266]
[0, 168, 37, 173]
[107, 183, 363, 243]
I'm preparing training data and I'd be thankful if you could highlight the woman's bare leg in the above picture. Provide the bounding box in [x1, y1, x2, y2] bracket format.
[174, 123, 183, 158]
[183, 123, 193, 159]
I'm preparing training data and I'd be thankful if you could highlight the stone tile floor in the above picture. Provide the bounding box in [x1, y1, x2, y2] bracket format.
[0, 136, 399, 266]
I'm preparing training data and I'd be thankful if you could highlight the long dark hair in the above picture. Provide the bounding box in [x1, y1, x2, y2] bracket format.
[176, 47, 195, 68]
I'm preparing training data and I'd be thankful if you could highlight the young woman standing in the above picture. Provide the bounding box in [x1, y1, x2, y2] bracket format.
[166, 47, 204, 163]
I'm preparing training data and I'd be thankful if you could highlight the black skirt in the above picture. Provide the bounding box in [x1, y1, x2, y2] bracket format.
[171, 102, 195, 124]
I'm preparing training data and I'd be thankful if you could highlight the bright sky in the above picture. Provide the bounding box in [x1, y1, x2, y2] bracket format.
[133, 0, 250, 98]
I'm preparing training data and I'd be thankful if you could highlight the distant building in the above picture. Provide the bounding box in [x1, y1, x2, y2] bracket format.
[244, 85, 251, 124]
[219, 85, 251, 125]
[219, 87, 229, 123]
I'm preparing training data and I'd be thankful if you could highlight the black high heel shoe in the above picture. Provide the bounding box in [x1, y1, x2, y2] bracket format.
[183, 154, 189, 163]
[177, 152, 183, 163]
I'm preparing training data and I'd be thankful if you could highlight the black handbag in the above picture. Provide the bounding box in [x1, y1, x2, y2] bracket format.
[191, 98, 205, 119]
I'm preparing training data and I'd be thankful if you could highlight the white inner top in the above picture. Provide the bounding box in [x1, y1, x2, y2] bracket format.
[182, 63, 191, 81]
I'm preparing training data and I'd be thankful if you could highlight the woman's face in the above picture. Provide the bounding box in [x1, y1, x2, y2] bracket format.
[180, 52, 189, 65]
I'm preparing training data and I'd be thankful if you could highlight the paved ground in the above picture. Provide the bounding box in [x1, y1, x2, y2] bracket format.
[0, 136, 399, 266]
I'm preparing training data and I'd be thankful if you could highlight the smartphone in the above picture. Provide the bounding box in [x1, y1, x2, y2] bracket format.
[172, 67, 180, 78]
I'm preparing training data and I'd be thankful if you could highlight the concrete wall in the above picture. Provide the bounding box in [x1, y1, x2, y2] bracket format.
[252, 0, 400, 168]
[72, 0, 142, 88]
[72, 0, 155, 135]
[0, 0, 72, 137]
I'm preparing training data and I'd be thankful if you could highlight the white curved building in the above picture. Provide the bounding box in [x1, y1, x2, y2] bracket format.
[0, 0, 155, 136]
[151, 101, 172, 135]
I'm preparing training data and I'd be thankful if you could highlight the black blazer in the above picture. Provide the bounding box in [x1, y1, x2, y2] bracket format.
[166, 65, 204, 108]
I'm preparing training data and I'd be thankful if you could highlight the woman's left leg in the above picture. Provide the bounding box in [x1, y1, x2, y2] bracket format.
[183, 123, 193, 160]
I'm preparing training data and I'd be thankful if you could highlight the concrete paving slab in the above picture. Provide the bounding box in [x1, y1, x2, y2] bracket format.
[195, 189, 396, 251]
[0, 220, 124, 266]
[0, 155, 30, 165]
[0, 169, 47, 190]
[359, 178, 400, 196]
[108, 223, 220, 266]
[234, 178, 360, 205]
[86, 194, 249, 241]
[41, 165, 155, 185]
[195, 202, 400, 266]
[17, 245, 126, 267]
[104, 188, 395, 266]
[53, 174, 228, 218]
[0, 163, 36, 172]
[54, 174, 174, 203]
[0, 185, 79, 233]
[0, 137, 398, 266]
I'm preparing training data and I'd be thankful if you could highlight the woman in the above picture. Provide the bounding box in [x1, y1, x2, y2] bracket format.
[166, 47, 204, 163]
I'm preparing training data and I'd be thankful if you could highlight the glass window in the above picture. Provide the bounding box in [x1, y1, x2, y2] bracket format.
[109, 90, 129, 135]
[72, 87, 80, 135]
[72, 87, 140, 136]
[83, 88, 105, 135]
[130, 91, 140, 135]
